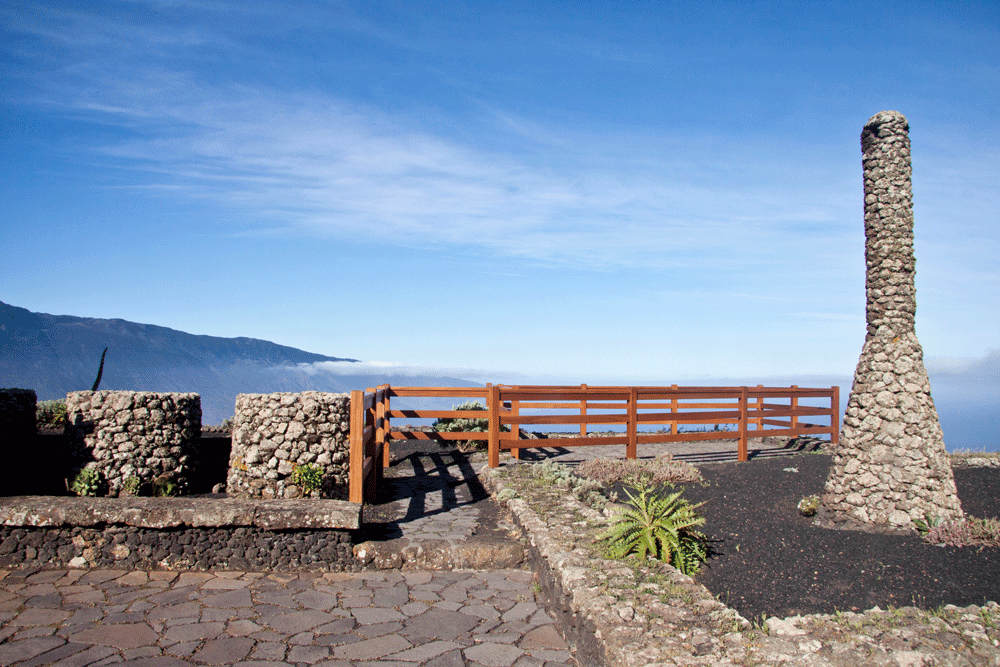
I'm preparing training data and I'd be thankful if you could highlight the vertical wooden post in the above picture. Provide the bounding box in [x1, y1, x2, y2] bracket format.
[738, 386, 748, 462]
[510, 398, 521, 460]
[755, 384, 764, 434]
[580, 384, 588, 436]
[349, 390, 364, 504]
[488, 384, 501, 468]
[831, 385, 840, 446]
[670, 384, 679, 435]
[790, 384, 799, 437]
[375, 385, 387, 469]
[626, 387, 637, 460]
[381, 386, 391, 468]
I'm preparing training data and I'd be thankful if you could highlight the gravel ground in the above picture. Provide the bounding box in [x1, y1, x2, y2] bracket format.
[672, 454, 1000, 621]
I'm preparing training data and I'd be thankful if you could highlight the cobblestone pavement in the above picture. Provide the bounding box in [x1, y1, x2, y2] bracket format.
[369, 450, 488, 543]
[0, 567, 573, 667]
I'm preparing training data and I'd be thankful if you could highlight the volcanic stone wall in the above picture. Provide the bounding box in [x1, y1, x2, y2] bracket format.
[66, 391, 201, 497]
[227, 392, 351, 500]
[820, 111, 962, 531]
[0, 525, 357, 572]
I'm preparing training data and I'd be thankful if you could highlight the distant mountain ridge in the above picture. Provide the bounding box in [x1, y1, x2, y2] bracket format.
[0, 301, 473, 424]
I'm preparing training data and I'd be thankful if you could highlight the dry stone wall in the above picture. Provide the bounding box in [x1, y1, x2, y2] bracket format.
[0, 525, 357, 572]
[820, 111, 962, 531]
[66, 391, 201, 497]
[227, 392, 351, 500]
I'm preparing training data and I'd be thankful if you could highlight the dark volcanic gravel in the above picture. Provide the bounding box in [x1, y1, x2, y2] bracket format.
[675, 454, 1000, 621]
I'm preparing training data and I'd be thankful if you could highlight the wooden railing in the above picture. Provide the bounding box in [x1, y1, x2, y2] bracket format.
[347, 383, 839, 502]
[348, 386, 388, 504]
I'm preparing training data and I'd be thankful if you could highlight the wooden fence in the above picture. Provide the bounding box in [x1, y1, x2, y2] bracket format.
[347, 384, 839, 503]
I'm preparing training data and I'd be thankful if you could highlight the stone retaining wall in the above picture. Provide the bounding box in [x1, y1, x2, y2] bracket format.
[0, 495, 362, 572]
[485, 462, 1000, 666]
[0, 526, 358, 572]
[227, 392, 351, 500]
[66, 391, 201, 497]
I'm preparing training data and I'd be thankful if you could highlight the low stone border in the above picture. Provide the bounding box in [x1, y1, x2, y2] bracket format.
[950, 454, 1000, 469]
[0, 495, 362, 573]
[0, 525, 357, 572]
[483, 461, 1000, 666]
[0, 495, 360, 530]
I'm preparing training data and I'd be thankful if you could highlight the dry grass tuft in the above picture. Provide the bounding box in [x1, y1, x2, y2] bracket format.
[577, 453, 703, 486]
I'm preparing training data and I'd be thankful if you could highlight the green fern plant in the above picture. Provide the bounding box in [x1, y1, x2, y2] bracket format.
[598, 482, 709, 576]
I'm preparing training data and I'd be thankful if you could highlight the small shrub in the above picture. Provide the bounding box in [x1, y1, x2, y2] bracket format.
[121, 476, 142, 497]
[914, 512, 946, 534]
[798, 495, 819, 517]
[598, 481, 709, 575]
[152, 474, 179, 497]
[924, 516, 1000, 547]
[433, 400, 508, 452]
[290, 463, 324, 493]
[577, 454, 703, 486]
[434, 400, 489, 432]
[36, 400, 67, 429]
[523, 460, 605, 506]
[70, 468, 102, 497]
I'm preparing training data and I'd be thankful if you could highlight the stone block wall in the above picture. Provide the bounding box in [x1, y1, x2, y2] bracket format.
[66, 391, 201, 497]
[227, 392, 351, 500]
[0, 526, 358, 572]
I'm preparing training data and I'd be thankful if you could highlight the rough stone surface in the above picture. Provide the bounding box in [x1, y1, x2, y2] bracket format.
[820, 111, 962, 532]
[486, 460, 1000, 666]
[0, 495, 360, 530]
[228, 392, 351, 500]
[0, 567, 573, 667]
[0, 523, 358, 572]
[65, 391, 201, 497]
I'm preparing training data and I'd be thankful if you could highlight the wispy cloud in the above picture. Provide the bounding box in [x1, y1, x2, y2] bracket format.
[285, 360, 498, 383]
[5, 4, 860, 273]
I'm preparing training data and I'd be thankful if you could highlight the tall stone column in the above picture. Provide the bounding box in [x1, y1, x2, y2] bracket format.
[819, 111, 962, 532]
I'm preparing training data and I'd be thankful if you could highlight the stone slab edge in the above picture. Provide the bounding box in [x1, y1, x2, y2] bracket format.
[0, 496, 360, 530]
[481, 463, 750, 667]
[353, 537, 526, 571]
[482, 462, 1000, 667]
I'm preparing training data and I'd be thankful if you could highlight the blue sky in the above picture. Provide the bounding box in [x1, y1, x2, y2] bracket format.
[2, 0, 998, 388]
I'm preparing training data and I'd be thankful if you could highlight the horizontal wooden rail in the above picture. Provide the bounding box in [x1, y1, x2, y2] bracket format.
[347, 383, 840, 493]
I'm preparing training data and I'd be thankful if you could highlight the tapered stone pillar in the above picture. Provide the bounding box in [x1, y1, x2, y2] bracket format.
[819, 111, 962, 532]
